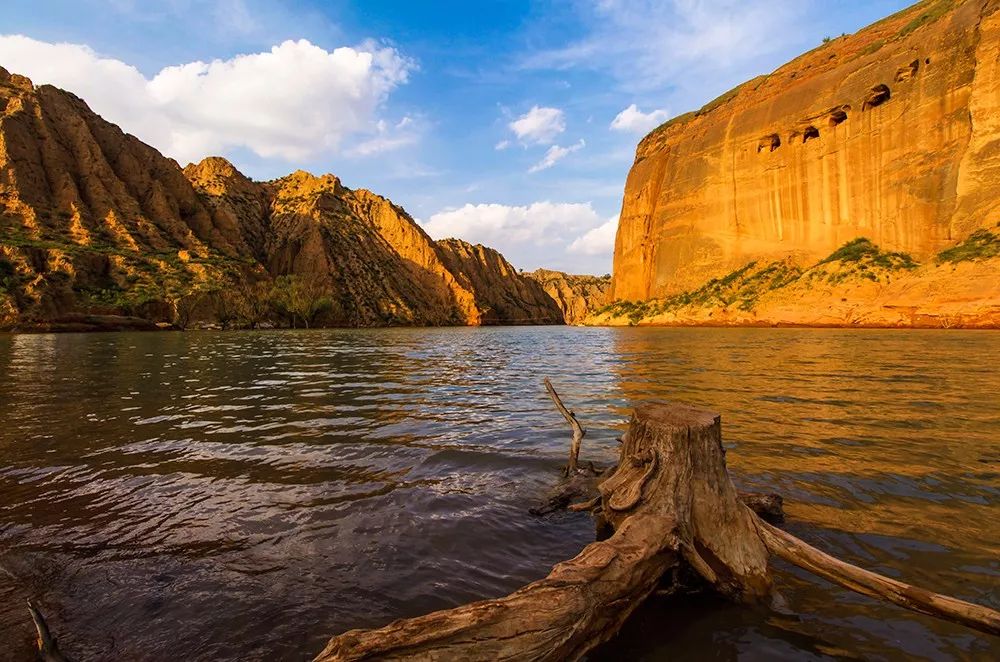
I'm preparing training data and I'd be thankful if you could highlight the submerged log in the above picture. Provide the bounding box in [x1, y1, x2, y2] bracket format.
[314, 402, 770, 661]
[752, 515, 1000, 636]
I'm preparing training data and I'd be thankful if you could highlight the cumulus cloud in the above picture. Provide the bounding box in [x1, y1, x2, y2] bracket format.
[567, 215, 618, 255]
[509, 105, 565, 145]
[610, 104, 670, 133]
[423, 201, 600, 246]
[494, 139, 511, 150]
[0, 34, 414, 163]
[422, 201, 614, 272]
[529, 139, 584, 173]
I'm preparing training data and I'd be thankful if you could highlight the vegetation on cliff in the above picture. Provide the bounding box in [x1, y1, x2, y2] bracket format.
[593, 236, 990, 327]
[936, 223, 1000, 263]
[617, 0, 1000, 302]
[0, 67, 569, 331]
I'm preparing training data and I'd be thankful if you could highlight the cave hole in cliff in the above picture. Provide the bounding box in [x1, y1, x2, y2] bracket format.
[758, 134, 781, 153]
[829, 109, 848, 127]
[802, 126, 820, 143]
[863, 84, 891, 110]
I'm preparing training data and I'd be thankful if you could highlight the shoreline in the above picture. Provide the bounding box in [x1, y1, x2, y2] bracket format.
[4, 320, 1000, 334]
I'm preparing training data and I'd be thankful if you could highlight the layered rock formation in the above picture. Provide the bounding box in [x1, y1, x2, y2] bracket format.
[435, 240, 563, 324]
[612, 0, 1000, 300]
[526, 269, 611, 324]
[0, 67, 564, 329]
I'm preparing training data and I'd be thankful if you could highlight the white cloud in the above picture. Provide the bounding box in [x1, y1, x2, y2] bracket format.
[423, 201, 601, 246]
[421, 201, 614, 273]
[610, 104, 670, 133]
[0, 34, 414, 163]
[568, 215, 618, 255]
[509, 105, 565, 145]
[495, 139, 511, 150]
[529, 139, 584, 173]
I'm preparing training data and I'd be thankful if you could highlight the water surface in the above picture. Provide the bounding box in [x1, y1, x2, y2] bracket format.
[0, 327, 997, 660]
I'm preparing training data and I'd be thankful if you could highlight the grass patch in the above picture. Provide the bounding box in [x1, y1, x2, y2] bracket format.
[597, 237, 926, 323]
[859, 39, 885, 57]
[597, 259, 804, 323]
[898, 0, 954, 39]
[645, 76, 769, 140]
[818, 237, 917, 270]
[936, 225, 1000, 263]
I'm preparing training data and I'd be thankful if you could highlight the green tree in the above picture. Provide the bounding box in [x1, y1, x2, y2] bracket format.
[269, 274, 333, 329]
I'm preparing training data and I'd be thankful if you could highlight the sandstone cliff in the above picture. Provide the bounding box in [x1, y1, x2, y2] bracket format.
[435, 239, 564, 324]
[613, 0, 1000, 300]
[0, 67, 565, 329]
[526, 269, 610, 324]
[591, 230, 1000, 328]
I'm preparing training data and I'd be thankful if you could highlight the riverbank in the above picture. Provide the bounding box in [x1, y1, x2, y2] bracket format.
[587, 241, 1000, 329]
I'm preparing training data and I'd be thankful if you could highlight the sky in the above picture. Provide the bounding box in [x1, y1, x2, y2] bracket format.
[0, 0, 912, 275]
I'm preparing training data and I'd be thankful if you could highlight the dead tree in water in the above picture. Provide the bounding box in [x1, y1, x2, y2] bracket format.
[314, 395, 999, 661]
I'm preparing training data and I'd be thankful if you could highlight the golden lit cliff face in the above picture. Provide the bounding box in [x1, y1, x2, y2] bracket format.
[0, 67, 570, 327]
[613, 0, 1000, 300]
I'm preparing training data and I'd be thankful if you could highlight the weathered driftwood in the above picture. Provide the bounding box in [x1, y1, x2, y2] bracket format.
[27, 599, 69, 662]
[543, 377, 585, 476]
[751, 515, 1000, 636]
[314, 402, 771, 661]
[314, 398, 1000, 661]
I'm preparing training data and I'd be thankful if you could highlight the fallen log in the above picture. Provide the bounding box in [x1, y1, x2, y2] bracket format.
[313, 399, 999, 661]
[314, 402, 770, 661]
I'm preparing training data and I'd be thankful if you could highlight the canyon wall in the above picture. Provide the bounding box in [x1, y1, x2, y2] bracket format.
[613, 0, 1000, 299]
[526, 269, 610, 324]
[0, 67, 564, 328]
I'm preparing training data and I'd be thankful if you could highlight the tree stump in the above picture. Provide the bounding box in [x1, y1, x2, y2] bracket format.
[313, 402, 769, 661]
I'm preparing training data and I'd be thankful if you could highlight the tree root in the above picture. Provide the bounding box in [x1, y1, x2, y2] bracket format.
[314, 395, 999, 661]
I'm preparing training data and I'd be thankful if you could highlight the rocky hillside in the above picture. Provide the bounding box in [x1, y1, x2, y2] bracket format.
[612, 0, 1000, 301]
[591, 231, 1000, 328]
[0, 67, 564, 329]
[435, 240, 563, 324]
[526, 269, 610, 324]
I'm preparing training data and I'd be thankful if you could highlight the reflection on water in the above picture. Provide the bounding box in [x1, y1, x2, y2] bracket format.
[0, 327, 997, 661]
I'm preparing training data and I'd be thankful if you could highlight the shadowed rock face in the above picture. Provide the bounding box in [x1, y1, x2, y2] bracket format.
[434, 239, 565, 324]
[612, 0, 1000, 300]
[0, 67, 566, 328]
[526, 269, 611, 324]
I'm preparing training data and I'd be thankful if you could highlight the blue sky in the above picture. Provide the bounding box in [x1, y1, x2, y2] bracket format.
[1, 0, 912, 274]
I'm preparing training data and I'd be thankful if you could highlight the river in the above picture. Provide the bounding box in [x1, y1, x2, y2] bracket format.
[0, 327, 997, 660]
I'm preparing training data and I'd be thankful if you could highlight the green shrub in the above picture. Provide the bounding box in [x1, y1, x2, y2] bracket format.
[819, 238, 917, 270]
[936, 226, 1000, 263]
[898, 0, 954, 39]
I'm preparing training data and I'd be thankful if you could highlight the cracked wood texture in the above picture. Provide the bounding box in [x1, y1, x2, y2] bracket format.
[313, 401, 769, 661]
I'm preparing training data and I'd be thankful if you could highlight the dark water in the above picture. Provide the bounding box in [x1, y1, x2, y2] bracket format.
[0, 327, 997, 661]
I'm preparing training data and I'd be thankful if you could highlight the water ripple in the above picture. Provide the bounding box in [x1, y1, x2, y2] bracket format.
[0, 327, 998, 660]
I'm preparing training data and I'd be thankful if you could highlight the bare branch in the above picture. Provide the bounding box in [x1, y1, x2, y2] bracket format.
[27, 600, 69, 662]
[543, 377, 586, 475]
[750, 512, 1000, 636]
